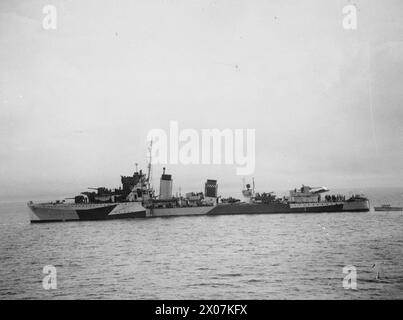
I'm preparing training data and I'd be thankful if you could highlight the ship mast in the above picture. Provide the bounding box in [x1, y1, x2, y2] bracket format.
[252, 178, 255, 195]
[146, 140, 153, 190]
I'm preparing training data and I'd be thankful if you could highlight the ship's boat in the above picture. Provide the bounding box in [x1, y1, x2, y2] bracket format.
[374, 204, 403, 212]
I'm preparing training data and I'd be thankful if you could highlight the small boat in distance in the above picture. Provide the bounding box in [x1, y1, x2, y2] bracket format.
[374, 204, 403, 212]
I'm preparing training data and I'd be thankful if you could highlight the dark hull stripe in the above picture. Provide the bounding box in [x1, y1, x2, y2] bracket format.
[75, 205, 118, 220]
[208, 203, 344, 215]
[31, 219, 72, 223]
[31, 210, 147, 223]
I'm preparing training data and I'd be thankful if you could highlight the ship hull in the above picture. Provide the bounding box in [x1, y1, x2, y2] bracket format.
[209, 202, 349, 215]
[342, 199, 370, 212]
[28, 202, 146, 223]
[147, 206, 215, 218]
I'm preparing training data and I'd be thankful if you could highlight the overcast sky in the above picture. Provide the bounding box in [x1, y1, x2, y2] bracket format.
[1, 0, 402, 201]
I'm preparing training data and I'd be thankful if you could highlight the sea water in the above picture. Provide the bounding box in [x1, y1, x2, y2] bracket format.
[0, 187, 402, 299]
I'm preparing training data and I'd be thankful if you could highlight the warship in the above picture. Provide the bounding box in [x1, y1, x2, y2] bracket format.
[27, 143, 219, 222]
[28, 174, 370, 222]
[27, 144, 370, 222]
[208, 181, 370, 215]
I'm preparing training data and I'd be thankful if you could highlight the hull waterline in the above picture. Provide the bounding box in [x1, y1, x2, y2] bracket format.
[208, 199, 370, 215]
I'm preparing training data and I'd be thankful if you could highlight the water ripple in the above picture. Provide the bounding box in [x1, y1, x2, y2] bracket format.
[0, 196, 403, 299]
